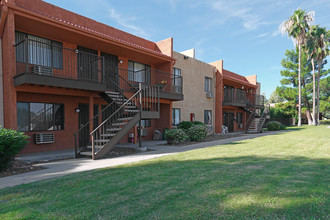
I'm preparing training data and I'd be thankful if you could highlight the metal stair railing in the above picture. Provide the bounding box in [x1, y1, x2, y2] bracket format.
[256, 104, 270, 133]
[106, 72, 160, 113]
[90, 88, 141, 159]
[245, 106, 257, 133]
[73, 100, 116, 157]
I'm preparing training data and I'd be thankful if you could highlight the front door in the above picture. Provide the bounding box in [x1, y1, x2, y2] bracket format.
[223, 111, 234, 132]
[102, 52, 118, 90]
[78, 103, 89, 148]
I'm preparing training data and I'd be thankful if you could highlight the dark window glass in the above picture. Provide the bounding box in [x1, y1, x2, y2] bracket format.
[138, 119, 151, 128]
[172, 68, 182, 93]
[236, 112, 243, 124]
[17, 102, 29, 132]
[128, 60, 151, 83]
[204, 110, 212, 125]
[172, 108, 181, 126]
[205, 77, 212, 93]
[54, 104, 64, 130]
[17, 102, 64, 132]
[15, 31, 63, 69]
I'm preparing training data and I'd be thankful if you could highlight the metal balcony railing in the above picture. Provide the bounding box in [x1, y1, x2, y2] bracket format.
[247, 94, 265, 108]
[115, 68, 183, 94]
[15, 38, 104, 83]
[223, 88, 246, 105]
[223, 88, 265, 108]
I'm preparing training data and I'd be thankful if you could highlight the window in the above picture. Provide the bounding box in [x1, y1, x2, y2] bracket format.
[236, 112, 243, 124]
[204, 110, 212, 125]
[236, 112, 243, 128]
[15, 31, 63, 69]
[138, 119, 151, 128]
[17, 102, 64, 132]
[205, 77, 212, 93]
[128, 61, 151, 83]
[172, 68, 182, 92]
[172, 108, 181, 126]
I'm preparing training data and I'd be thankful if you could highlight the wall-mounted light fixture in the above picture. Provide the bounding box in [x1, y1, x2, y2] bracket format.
[183, 55, 189, 60]
[118, 60, 123, 64]
[75, 108, 80, 113]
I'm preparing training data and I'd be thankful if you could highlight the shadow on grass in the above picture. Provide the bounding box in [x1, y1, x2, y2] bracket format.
[0, 155, 329, 219]
[285, 126, 306, 131]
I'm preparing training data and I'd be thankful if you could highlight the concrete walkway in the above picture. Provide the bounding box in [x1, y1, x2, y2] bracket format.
[0, 131, 284, 189]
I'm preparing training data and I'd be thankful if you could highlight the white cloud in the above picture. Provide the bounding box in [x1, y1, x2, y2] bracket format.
[272, 28, 281, 37]
[108, 8, 148, 38]
[255, 33, 269, 38]
[209, 0, 265, 31]
[168, 0, 177, 11]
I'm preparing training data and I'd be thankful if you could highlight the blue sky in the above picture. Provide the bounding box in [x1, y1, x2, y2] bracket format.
[44, 0, 330, 98]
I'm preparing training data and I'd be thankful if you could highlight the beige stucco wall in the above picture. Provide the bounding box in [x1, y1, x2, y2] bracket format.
[246, 74, 257, 85]
[256, 82, 261, 95]
[172, 51, 216, 133]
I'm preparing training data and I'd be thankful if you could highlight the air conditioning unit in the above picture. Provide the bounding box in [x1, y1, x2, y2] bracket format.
[172, 85, 181, 93]
[34, 133, 55, 144]
[141, 128, 148, 137]
[206, 92, 213, 98]
[32, 65, 53, 76]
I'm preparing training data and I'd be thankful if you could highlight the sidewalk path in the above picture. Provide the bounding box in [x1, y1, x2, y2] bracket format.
[0, 131, 284, 189]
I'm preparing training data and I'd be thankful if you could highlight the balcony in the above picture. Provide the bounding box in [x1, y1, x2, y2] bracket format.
[247, 94, 265, 109]
[223, 88, 264, 108]
[115, 68, 183, 101]
[14, 38, 107, 91]
[223, 88, 246, 107]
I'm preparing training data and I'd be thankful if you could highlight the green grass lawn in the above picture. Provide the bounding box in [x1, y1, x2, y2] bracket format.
[1, 126, 329, 219]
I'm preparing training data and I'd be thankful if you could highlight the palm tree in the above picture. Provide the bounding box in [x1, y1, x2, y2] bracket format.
[280, 9, 314, 126]
[305, 25, 318, 125]
[313, 27, 330, 125]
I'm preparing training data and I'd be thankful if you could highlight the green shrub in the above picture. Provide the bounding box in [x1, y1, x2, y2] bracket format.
[165, 129, 188, 144]
[177, 121, 194, 131]
[0, 127, 29, 171]
[187, 125, 208, 141]
[319, 120, 330, 125]
[266, 121, 285, 131]
[192, 121, 207, 127]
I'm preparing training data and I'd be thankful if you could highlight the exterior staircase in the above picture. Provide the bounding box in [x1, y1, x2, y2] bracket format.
[74, 74, 160, 159]
[246, 105, 270, 133]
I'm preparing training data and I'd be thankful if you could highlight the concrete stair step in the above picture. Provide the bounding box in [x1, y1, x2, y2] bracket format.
[117, 117, 133, 121]
[124, 105, 137, 109]
[107, 94, 122, 98]
[105, 91, 121, 95]
[112, 122, 127, 126]
[80, 151, 93, 156]
[106, 127, 121, 131]
[125, 109, 140, 113]
[113, 98, 128, 102]
[86, 145, 102, 150]
[94, 139, 108, 143]
[100, 133, 116, 137]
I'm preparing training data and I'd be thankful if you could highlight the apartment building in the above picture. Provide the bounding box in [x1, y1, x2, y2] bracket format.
[172, 49, 216, 133]
[174, 49, 264, 134]
[0, 0, 183, 159]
